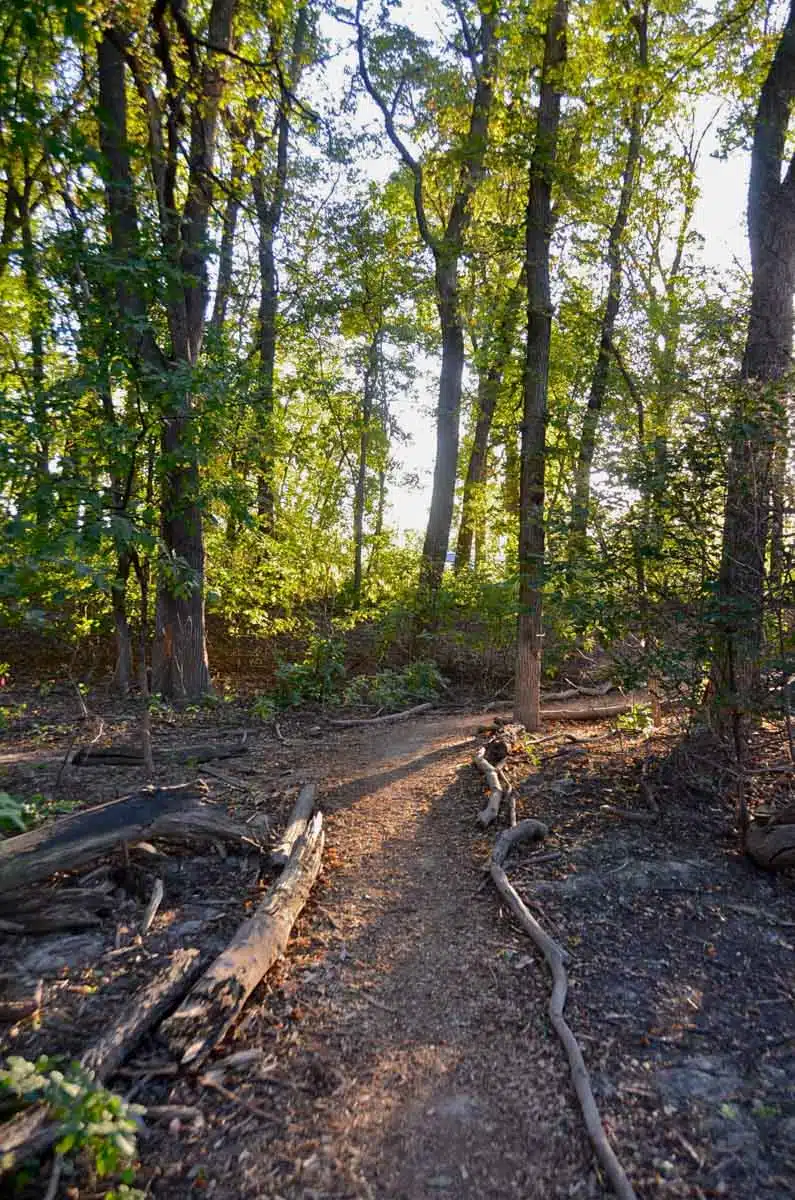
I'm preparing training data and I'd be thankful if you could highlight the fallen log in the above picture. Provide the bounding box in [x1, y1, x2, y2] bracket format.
[72, 739, 249, 767]
[541, 681, 614, 703]
[81, 947, 204, 1079]
[489, 838, 637, 1200]
[745, 809, 795, 870]
[270, 783, 316, 867]
[161, 811, 324, 1067]
[325, 702, 433, 727]
[0, 948, 204, 1175]
[0, 785, 260, 898]
[540, 701, 636, 722]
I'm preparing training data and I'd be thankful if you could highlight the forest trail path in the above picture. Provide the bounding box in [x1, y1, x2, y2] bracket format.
[225, 711, 594, 1199]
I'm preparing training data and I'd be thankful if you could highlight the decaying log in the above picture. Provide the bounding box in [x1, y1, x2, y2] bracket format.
[72, 739, 249, 767]
[540, 701, 636, 722]
[489, 841, 638, 1200]
[541, 680, 614, 702]
[270, 783, 316, 867]
[325, 702, 433, 727]
[746, 809, 795, 870]
[0, 786, 260, 898]
[0, 885, 115, 933]
[81, 947, 204, 1079]
[161, 811, 324, 1067]
[0, 948, 204, 1175]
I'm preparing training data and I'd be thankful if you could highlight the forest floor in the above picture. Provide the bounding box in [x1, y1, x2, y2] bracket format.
[0, 688, 794, 1199]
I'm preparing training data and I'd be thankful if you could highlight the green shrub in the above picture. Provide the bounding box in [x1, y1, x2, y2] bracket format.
[341, 660, 446, 711]
[0, 1055, 144, 1183]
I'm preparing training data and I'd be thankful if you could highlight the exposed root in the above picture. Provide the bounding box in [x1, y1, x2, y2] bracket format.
[489, 836, 638, 1200]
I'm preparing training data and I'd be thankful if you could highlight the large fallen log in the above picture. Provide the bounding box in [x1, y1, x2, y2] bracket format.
[0, 785, 260, 897]
[489, 831, 637, 1200]
[541, 681, 614, 703]
[270, 783, 316, 867]
[72, 739, 249, 767]
[325, 702, 433, 727]
[0, 948, 204, 1175]
[161, 811, 324, 1068]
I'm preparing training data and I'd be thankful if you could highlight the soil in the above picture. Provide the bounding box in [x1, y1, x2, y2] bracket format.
[0, 688, 793, 1199]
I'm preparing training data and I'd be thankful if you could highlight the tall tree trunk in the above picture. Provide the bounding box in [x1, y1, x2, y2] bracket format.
[112, 552, 134, 694]
[568, 7, 646, 563]
[710, 0, 795, 729]
[19, 189, 49, 525]
[515, 0, 567, 731]
[456, 270, 525, 571]
[209, 161, 242, 337]
[420, 256, 465, 596]
[353, 327, 381, 606]
[253, 4, 308, 531]
[356, 3, 496, 607]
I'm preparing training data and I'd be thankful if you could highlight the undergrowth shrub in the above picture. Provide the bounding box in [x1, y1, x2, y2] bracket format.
[341, 661, 447, 711]
[0, 1056, 144, 1191]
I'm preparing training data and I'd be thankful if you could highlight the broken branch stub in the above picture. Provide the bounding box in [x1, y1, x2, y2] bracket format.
[161, 811, 324, 1068]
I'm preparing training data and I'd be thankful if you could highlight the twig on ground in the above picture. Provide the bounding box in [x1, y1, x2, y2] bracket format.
[198, 1075, 276, 1122]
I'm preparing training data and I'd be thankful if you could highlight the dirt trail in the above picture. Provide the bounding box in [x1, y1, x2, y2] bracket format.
[209, 712, 593, 1199]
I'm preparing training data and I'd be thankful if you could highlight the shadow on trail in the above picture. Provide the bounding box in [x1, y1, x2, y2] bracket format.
[320, 737, 479, 813]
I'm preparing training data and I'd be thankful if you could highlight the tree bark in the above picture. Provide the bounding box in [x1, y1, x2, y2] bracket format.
[515, 0, 567, 731]
[421, 256, 466, 595]
[568, 8, 646, 562]
[20, 186, 50, 526]
[353, 327, 381, 605]
[111, 551, 134, 694]
[210, 159, 242, 336]
[711, 0, 795, 727]
[456, 269, 525, 572]
[252, 5, 309, 530]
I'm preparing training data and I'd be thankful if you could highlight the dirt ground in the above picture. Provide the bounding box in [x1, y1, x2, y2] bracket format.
[0, 689, 793, 1199]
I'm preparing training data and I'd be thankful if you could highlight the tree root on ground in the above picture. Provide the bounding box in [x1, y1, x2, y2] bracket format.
[489, 823, 638, 1200]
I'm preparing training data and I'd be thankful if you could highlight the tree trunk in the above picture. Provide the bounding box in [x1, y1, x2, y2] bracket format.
[20, 189, 49, 526]
[356, 7, 496, 606]
[253, 6, 308, 531]
[353, 327, 381, 606]
[112, 551, 134, 695]
[420, 256, 465, 596]
[568, 10, 646, 562]
[515, 0, 567, 731]
[456, 270, 525, 572]
[151, 0, 237, 696]
[209, 162, 241, 337]
[711, 0, 795, 728]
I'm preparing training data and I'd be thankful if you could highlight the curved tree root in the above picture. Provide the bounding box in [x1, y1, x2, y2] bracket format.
[490, 840, 637, 1200]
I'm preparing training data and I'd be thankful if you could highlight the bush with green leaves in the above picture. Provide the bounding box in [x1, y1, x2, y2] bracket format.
[0, 791, 35, 834]
[0, 1055, 143, 1185]
[341, 660, 447, 711]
